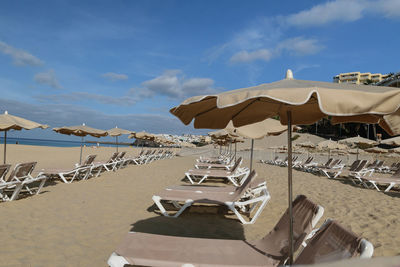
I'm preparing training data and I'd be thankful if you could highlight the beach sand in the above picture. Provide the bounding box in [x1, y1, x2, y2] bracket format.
[0, 143, 399, 266]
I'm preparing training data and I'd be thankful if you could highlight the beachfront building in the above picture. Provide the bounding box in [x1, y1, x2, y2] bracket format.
[333, 71, 390, 85]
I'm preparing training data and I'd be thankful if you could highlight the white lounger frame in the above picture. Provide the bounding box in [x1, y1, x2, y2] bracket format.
[185, 167, 250, 187]
[152, 185, 271, 224]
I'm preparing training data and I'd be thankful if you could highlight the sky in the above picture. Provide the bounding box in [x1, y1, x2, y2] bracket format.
[1, 0, 399, 142]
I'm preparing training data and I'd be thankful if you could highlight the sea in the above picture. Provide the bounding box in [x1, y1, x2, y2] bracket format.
[0, 137, 132, 148]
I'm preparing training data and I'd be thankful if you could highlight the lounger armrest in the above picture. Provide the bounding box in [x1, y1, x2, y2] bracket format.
[107, 252, 130, 267]
[360, 239, 374, 258]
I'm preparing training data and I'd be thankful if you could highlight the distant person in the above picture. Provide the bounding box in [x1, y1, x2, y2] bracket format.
[97, 142, 100, 147]
[15, 141, 18, 144]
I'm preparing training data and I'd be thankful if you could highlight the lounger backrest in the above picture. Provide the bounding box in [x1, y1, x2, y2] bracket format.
[391, 168, 400, 178]
[375, 161, 384, 168]
[108, 152, 119, 163]
[304, 157, 312, 164]
[229, 157, 242, 172]
[294, 220, 362, 264]
[349, 160, 361, 171]
[0, 164, 11, 182]
[329, 159, 340, 168]
[234, 170, 257, 196]
[84, 155, 97, 165]
[6, 162, 37, 182]
[118, 151, 126, 159]
[354, 160, 368, 172]
[250, 195, 320, 260]
[324, 158, 333, 167]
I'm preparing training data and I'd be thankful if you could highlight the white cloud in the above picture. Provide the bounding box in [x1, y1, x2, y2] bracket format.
[229, 37, 322, 64]
[285, 0, 400, 27]
[374, 0, 400, 18]
[34, 69, 62, 89]
[101, 72, 129, 81]
[182, 78, 215, 95]
[0, 98, 197, 136]
[0, 41, 43, 66]
[277, 37, 323, 56]
[35, 92, 137, 107]
[286, 0, 365, 27]
[230, 49, 273, 63]
[138, 70, 216, 98]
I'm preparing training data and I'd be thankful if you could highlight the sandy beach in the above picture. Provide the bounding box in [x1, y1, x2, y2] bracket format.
[0, 141, 400, 266]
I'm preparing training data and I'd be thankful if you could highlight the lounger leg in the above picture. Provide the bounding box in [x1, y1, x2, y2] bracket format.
[197, 175, 208, 184]
[226, 191, 271, 224]
[36, 178, 47, 195]
[10, 184, 23, 201]
[185, 173, 195, 184]
[58, 173, 70, 184]
[370, 181, 381, 192]
[384, 182, 395, 192]
[152, 196, 193, 217]
[226, 176, 239, 187]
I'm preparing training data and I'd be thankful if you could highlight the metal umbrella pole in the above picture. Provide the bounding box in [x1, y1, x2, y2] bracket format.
[287, 111, 294, 265]
[116, 136, 119, 152]
[3, 131, 7, 164]
[79, 136, 84, 165]
[250, 139, 254, 172]
[234, 142, 237, 162]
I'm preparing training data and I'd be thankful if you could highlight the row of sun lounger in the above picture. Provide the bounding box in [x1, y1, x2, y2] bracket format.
[0, 162, 47, 201]
[107, 152, 374, 266]
[263, 155, 400, 193]
[0, 149, 176, 202]
[153, 156, 269, 224]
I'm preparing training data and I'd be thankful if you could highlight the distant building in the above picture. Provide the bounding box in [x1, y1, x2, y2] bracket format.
[333, 71, 390, 85]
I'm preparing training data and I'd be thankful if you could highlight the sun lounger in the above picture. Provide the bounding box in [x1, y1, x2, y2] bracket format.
[194, 155, 234, 170]
[92, 152, 120, 175]
[166, 170, 266, 194]
[153, 170, 270, 224]
[39, 164, 93, 183]
[0, 162, 47, 201]
[185, 157, 249, 186]
[359, 168, 400, 192]
[294, 219, 373, 264]
[75, 154, 97, 168]
[108, 195, 324, 267]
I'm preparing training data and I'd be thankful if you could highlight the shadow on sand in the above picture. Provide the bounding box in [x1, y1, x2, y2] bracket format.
[130, 212, 245, 240]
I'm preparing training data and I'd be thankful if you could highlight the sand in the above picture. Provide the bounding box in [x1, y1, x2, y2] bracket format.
[0, 143, 399, 266]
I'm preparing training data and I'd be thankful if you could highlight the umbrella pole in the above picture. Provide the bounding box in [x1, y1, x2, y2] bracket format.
[287, 111, 294, 265]
[250, 139, 254, 172]
[234, 142, 237, 161]
[116, 136, 119, 153]
[357, 147, 359, 161]
[3, 131, 6, 164]
[80, 136, 84, 165]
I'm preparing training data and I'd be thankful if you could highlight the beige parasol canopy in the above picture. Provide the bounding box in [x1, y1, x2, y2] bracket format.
[224, 118, 297, 139]
[339, 135, 377, 147]
[364, 147, 388, 154]
[317, 139, 347, 150]
[296, 141, 316, 148]
[380, 136, 400, 146]
[0, 111, 49, 131]
[170, 70, 400, 136]
[169, 70, 400, 263]
[0, 111, 48, 163]
[53, 124, 108, 138]
[107, 127, 133, 152]
[107, 127, 132, 137]
[129, 131, 155, 140]
[53, 124, 108, 164]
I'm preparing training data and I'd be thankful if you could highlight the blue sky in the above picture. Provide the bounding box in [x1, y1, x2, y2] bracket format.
[1, 0, 399, 142]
